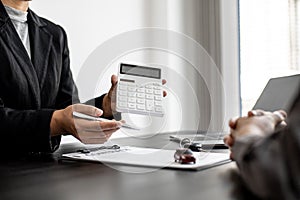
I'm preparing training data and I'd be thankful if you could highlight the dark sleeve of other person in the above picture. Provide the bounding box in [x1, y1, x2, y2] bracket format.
[232, 87, 300, 200]
[0, 4, 106, 153]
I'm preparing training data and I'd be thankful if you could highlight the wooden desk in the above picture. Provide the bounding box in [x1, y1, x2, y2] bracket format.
[0, 133, 258, 200]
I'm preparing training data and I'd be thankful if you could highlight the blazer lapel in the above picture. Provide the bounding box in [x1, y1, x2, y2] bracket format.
[0, 3, 41, 108]
[28, 9, 53, 91]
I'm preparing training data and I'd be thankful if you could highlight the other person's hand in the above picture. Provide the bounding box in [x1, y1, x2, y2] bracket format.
[223, 109, 287, 160]
[50, 104, 123, 144]
[101, 75, 167, 118]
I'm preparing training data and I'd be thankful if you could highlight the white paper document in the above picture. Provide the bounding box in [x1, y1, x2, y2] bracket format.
[62, 146, 230, 170]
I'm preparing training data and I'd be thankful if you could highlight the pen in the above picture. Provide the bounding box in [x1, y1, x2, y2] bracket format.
[169, 136, 228, 150]
[73, 111, 111, 122]
[72, 111, 140, 130]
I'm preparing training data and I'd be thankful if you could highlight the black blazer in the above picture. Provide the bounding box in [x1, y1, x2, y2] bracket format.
[0, 2, 102, 153]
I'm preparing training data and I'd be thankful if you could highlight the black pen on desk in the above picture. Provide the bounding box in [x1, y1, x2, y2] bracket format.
[169, 136, 228, 150]
[200, 143, 228, 150]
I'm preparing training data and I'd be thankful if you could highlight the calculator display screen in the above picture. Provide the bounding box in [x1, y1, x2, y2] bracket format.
[120, 63, 161, 79]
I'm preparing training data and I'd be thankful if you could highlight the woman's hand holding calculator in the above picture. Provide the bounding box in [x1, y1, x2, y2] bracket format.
[50, 71, 167, 144]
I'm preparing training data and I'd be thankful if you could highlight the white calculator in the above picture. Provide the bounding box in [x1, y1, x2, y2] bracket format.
[116, 63, 164, 117]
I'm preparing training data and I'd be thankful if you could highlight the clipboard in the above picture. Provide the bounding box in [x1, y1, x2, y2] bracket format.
[61, 146, 231, 170]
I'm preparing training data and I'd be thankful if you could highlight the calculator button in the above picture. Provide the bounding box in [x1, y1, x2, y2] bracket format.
[137, 93, 145, 98]
[119, 91, 127, 96]
[146, 89, 153, 94]
[137, 99, 145, 104]
[137, 105, 146, 110]
[118, 96, 127, 102]
[155, 101, 162, 106]
[128, 92, 136, 97]
[128, 98, 136, 103]
[154, 90, 161, 95]
[128, 103, 136, 109]
[153, 86, 161, 90]
[128, 87, 136, 92]
[146, 101, 154, 110]
[154, 96, 162, 101]
[146, 100, 154, 105]
[118, 102, 127, 108]
[119, 85, 127, 90]
[146, 105, 154, 111]
[137, 88, 145, 93]
[146, 94, 154, 100]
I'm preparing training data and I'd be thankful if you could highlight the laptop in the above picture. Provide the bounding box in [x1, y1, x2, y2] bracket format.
[252, 74, 300, 114]
[170, 74, 300, 148]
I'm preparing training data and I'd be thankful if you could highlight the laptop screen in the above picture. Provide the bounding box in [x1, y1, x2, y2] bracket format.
[252, 74, 300, 114]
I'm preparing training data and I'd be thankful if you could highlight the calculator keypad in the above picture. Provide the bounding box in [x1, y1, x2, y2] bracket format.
[117, 81, 164, 116]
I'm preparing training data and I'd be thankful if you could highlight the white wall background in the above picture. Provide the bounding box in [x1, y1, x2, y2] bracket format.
[30, 0, 146, 79]
[30, 0, 240, 134]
